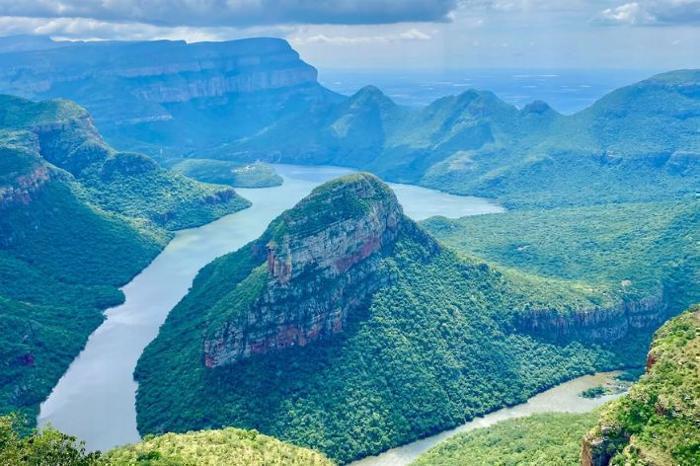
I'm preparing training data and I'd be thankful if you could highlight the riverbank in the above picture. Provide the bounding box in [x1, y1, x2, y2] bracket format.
[351, 371, 625, 466]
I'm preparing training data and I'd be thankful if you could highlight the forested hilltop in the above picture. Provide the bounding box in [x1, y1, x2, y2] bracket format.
[0, 95, 249, 427]
[134, 174, 674, 463]
[422, 200, 699, 341]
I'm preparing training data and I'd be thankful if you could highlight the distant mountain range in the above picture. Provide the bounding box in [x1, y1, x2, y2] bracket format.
[0, 36, 696, 208]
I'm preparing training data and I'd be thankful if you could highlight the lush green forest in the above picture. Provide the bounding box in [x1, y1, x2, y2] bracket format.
[0, 414, 332, 466]
[170, 159, 283, 188]
[0, 415, 100, 465]
[583, 305, 700, 465]
[134, 175, 659, 464]
[105, 428, 333, 465]
[412, 412, 598, 466]
[0, 95, 251, 426]
[423, 200, 700, 314]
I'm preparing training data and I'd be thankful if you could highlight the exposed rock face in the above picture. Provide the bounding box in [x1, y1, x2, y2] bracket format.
[516, 287, 668, 342]
[0, 163, 53, 209]
[0, 38, 319, 118]
[203, 174, 417, 368]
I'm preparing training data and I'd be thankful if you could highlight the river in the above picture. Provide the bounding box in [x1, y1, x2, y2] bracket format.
[350, 371, 625, 466]
[37, 164, 504, 452]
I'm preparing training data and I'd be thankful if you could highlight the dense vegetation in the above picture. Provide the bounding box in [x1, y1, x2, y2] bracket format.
[412, 412, 598, 466]
[423, 200, 700, 314]
[0, 95, 250, 426]
[0, 414, 332, 465]
[0, 415, 100, 465]
[105, 428, 333, 465]
[170, 159, 283, 188]
[221, 69, 700, 209]
[583, 305, 700, 465]
[135, 176, 656, 464]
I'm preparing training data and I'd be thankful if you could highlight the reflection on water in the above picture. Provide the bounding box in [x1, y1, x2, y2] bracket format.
[351, 371, 625, 466]
[37, 165, 503, 451]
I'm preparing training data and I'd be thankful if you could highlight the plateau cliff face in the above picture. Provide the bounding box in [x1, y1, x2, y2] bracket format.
[0, 37, 334, 156]
[515, 287, 669, 343]
[202, 173, 423, 367]
[581, 305, 700, 466]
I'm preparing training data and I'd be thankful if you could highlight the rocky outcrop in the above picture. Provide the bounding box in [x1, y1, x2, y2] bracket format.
[516, 287, 668, 342]
[0, 163, 53, 209]
[203, 174, 424, 368]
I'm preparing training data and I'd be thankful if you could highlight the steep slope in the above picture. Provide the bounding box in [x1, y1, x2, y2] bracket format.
[411, 71, 699, 207]
[0, 38, 340, 157]
[0, 141, 166, 425]
[0, 95, 249, 425]
[582, 305, 700, 466]
[135, 174, 663, 463]
[0, 94, 250, 228]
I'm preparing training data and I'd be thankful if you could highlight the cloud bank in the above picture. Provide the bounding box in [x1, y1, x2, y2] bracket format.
[0, 1, 458, 27]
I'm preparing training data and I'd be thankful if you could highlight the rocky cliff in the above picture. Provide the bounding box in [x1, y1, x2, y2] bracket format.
[516, 286, 669, 343]
[0, 37, 326, 151]
[0, 38, 318, 101]
[203, 173, 420, 368]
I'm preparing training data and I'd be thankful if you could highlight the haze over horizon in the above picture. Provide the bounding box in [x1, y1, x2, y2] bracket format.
[0, 1, 698, 71]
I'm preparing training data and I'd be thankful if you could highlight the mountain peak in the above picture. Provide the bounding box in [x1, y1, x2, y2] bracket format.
[521, 100, 555, 115]
[347, 85, 397, 109]
[202, 173, 424, 368]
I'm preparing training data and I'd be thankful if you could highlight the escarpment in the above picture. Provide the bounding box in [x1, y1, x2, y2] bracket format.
[516, 286, 669, 343]
[203, 173, 424, 368]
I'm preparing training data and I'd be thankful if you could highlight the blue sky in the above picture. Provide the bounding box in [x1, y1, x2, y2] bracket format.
[0, 1, 698, 69]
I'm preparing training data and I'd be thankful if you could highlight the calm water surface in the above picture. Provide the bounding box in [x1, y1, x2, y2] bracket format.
[351, 371, 625, 466]
[37, 164, 503, 451]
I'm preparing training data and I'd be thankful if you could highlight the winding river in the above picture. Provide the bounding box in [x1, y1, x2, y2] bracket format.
[351, 371, 625, 466]
[37, 164, 505, 452]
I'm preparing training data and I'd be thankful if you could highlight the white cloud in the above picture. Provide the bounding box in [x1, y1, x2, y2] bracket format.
[596, 0, 700, 26]
[0, 1, 458, 27]
[598, 2, 656, 25]
[0, 15, 287, 42]
[291, 28, 432, 45]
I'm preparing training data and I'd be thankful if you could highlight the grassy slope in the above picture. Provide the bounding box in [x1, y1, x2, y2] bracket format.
[584, 306, 700, 465]
[134, 178, 647, 464]
[412, 412, 598, 466]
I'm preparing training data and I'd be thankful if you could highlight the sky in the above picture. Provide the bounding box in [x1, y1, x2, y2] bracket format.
[0, 1, 698, 70]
